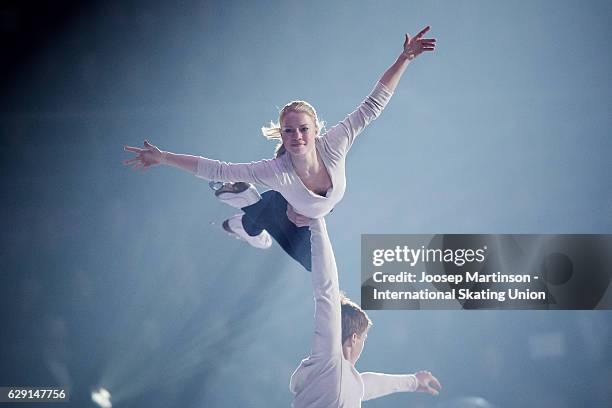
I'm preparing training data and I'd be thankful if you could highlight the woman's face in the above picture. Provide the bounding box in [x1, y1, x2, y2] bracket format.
[280, 111, 318, 156]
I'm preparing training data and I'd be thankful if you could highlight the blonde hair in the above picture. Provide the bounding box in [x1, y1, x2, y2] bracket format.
[261, 100, 325, 158]
[340, 293, 372, 345]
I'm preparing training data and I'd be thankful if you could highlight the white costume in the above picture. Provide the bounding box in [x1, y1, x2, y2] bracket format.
[290, 218, 418, 407]
[195, 82, 393, 218]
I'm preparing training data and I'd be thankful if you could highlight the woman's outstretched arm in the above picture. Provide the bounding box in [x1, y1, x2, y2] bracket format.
[123, 140, 279, 187]
[320, 26, 435, 156]
[123, 140, 199, 174]
[379, 26, 436, 92]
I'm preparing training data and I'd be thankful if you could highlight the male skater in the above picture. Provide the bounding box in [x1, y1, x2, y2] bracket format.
[290, 218, 441, 407]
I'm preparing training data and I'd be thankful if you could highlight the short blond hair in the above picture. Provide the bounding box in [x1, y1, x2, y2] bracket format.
[341, 293, 372, 345]
[261, 100, 325, 158]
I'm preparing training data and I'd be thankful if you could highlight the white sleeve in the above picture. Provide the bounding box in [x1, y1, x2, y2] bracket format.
[308, 218, 342, 357]
[321, 81, 394, 159]
[195, 156, 279, 188]
[360, 372, 418, 401]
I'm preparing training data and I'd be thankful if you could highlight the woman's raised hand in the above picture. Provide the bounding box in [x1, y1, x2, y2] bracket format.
[123, 140, 164, 171]
[402, 26, 436, 60]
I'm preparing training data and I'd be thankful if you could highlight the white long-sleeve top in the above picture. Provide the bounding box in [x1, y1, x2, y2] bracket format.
[290, 218, 418, 407]
[195, 82, 393, 218]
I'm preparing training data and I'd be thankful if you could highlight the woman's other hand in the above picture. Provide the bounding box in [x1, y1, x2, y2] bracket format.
[123, 140, 164, 171]
[402, 26, 436, 60]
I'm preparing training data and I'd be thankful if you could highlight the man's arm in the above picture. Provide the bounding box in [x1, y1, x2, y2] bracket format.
[308, 218, 342, 357]
[361, 370, 441, 401]
[361, 372, 417, 401]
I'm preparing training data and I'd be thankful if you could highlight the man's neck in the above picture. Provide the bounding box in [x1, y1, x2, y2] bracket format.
[342, 347, 356, 365]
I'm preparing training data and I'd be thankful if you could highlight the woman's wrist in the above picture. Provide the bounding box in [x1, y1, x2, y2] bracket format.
[398, 51, 413, 63]
[160, 151, 169, 164]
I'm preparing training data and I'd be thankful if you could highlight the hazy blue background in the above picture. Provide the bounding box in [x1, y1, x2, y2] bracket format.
[1, 0, 611, 407]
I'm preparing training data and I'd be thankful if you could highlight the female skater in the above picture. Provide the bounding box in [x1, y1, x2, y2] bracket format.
[124, 27, 436, 270]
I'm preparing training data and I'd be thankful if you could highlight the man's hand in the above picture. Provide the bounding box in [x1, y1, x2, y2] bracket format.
[415, 370, 442, 396]
[287, 204, 312, 227]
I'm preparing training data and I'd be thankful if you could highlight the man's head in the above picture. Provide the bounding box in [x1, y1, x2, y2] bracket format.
[341, 294, 372, 364]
